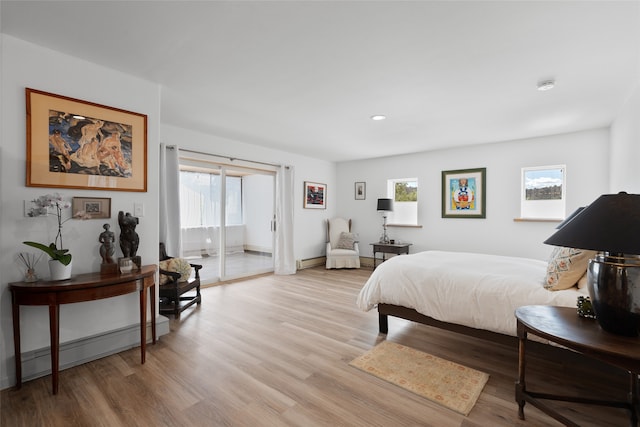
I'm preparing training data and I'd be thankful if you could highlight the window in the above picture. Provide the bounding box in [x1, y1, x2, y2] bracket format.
[520, 165, 566, 219]
[387, 178, 418, 225]
[179, 170, 243, 227]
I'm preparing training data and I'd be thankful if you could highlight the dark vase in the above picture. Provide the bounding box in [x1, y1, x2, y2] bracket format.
[587, 254, 640, 337]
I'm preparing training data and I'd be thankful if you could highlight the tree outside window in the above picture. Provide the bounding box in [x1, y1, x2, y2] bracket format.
[388, 178, 418, 225]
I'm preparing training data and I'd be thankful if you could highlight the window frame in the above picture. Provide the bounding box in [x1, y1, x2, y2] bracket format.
[520, 165, 566, 220]
[387, 177, 418, 226]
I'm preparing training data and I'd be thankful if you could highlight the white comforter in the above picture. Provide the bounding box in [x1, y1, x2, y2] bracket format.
[356, 250, 586, 337]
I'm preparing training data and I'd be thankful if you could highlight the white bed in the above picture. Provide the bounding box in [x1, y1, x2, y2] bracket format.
[357, 250, 587, 338]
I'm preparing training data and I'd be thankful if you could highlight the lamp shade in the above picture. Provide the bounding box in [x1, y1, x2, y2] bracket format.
[543, 192, 640, 254]
[555, 206, 585, 229]
[377, 198, 393, 212]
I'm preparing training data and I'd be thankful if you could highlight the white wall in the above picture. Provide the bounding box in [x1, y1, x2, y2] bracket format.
[336, 128, 610, 261]
[610, 83, 640, 193]
[0, 35, 161, 388]
[161, 124, 336, 262]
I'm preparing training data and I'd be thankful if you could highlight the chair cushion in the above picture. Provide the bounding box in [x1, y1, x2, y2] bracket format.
[335, 232, 357, 250]
[159, 258, 192, 285]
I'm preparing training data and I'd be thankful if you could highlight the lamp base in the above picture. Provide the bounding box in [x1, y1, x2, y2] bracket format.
[380, 215, 390, 244]
[587, 254, 640, 337]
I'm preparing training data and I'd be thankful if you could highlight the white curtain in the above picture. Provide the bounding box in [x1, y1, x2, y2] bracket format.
[159, 144, 182, 256]
[275, 165, 296, 274]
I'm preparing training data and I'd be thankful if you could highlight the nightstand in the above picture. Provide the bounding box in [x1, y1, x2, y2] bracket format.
[515, 305, 640, 426]
[370, 242, 412, 269]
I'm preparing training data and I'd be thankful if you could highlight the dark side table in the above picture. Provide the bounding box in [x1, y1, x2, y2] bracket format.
[370, 242, 412, 269]
[9, 266, 157, 395]
[515, 305, 640, 427]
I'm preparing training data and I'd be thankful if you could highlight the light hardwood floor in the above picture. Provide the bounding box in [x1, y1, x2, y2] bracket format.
[0, 267, 630, 426]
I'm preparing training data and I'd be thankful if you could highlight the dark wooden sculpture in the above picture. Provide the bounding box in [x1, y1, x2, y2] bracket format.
[118, 211, 139, 258]
[99, 223, 116, 264]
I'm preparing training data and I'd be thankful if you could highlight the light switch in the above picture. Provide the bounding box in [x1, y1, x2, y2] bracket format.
[134, 202, 144, 217]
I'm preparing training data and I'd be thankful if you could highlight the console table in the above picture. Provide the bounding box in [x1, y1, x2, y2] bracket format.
[515, 305, 640, 426]
[9, 265, 157, 394]
[370, 242, 412, 269]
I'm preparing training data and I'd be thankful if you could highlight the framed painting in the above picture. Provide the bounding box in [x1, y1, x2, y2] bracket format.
[355, 182, 366, 200]
[304, 181, 326, 209]
[26, 88, 148, 192]
[442, 167, 486, 218]
[72, 197, 111, 219]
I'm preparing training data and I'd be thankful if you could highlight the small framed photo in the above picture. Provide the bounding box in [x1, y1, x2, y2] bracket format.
[442, 167, 486, 218]
[355, 182, 366, 200]
[304, 181, 326, 209]
[72, 197, 111, 219]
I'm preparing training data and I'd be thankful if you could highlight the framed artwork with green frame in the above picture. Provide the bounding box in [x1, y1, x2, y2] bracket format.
[441, 167, 486, 218]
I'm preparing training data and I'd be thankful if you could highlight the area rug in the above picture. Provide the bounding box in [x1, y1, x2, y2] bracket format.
[349, 341, 489, 416]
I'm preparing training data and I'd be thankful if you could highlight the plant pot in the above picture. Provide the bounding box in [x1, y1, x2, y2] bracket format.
[49, 259, 72, 281]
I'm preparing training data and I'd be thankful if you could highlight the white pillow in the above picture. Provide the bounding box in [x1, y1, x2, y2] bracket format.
[159, 258, 192, 285]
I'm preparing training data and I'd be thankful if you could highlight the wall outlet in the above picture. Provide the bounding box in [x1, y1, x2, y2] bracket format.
[134, 202, 144, 217]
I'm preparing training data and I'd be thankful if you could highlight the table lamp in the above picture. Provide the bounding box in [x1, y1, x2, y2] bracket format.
[377, 198, 393, 244]
[543, 192, 640, 336]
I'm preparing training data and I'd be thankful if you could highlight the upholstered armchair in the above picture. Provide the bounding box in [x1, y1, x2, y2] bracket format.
[326, 217, 361, 269]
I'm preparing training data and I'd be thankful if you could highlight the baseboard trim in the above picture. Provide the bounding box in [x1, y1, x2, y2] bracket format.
[1, 316, 170, 390]
[359, 257, 375, 268]
[296, 256, 375, 270]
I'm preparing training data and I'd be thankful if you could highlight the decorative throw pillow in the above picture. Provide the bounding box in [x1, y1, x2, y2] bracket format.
[544, 247, 596, 291]
[159, 258, 192, 285]
[335, 232, 357, 250]
[577, 272, 589, 289]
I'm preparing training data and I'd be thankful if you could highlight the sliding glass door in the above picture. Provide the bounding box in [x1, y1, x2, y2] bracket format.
[222, 167, 275, 280]
[179, 162, 275, 283]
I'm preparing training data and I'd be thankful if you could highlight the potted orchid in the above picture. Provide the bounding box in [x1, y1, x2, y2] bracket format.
[23, 194, 79, 280]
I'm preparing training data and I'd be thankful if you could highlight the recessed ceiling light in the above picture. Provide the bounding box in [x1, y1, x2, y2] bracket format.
[537, 80, 555, 91]
[370, 115, 386, 121]
[72, 115, 86, 119]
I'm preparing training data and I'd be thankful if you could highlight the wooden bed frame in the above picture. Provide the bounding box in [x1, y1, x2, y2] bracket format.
[378, 303, 518, 347]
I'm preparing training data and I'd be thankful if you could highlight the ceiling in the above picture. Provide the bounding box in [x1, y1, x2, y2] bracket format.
[2, 1, 639, 162]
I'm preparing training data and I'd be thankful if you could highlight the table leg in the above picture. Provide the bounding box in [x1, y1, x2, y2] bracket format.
[140, 286, 147, 364]
[630, 372, 638, 427]
[49, 304, 60, 395]
[150, 283, 156, 344]
[516, 327, 527, 420]
[11, 295, 21, 390]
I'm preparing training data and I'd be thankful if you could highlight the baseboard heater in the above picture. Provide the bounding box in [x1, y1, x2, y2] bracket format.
[296, 257, 326, 269]
[296, 256, 372, 269]
[1, 317, 170, 390]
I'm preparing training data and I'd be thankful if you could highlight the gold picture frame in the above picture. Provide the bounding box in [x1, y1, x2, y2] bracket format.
[26, 88, 147, 192]
[72, 197, 111, 219]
